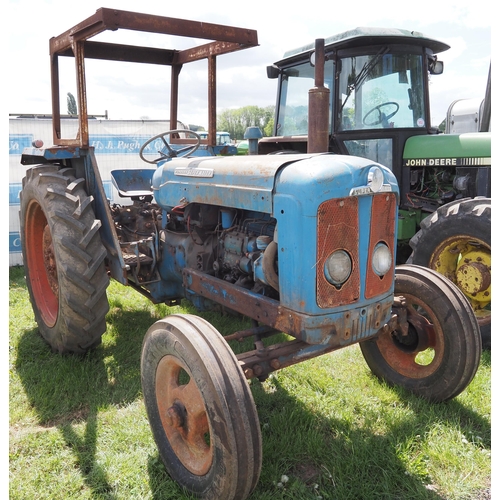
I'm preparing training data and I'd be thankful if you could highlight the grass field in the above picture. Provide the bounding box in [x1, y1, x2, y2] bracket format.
[9, 265, 491, 499]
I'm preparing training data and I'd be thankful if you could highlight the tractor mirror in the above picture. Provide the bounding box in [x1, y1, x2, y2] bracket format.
[267, 65, 280, 79]
[429, 58, 444, 75]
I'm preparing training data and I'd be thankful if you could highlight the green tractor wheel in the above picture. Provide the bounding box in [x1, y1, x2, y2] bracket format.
[409, 198, 491, 349]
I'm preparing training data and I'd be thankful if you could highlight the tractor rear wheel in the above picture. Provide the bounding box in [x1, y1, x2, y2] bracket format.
[360, 265, 481, 402]
[141, 314, 262, 500]
[409, 198, 491, 348]
[20, 165, 109, 354]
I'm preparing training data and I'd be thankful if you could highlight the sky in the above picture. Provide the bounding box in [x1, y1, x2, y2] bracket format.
[7, 0, 491, 130]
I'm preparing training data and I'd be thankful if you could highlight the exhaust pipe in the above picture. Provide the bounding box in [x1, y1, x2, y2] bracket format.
[308, 38, 330, 153]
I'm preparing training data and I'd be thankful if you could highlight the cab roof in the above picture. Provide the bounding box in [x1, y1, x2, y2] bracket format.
[280, 26, 450, 62]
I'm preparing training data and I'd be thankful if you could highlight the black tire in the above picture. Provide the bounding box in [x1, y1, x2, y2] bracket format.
[360, 265, 481, 402]
[141, 314, 262, 499]
[20, 165, 109, 354]
[409, 198, 491, 348]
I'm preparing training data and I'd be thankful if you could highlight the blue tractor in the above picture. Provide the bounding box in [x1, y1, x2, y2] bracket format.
[19, 9, 481, 499]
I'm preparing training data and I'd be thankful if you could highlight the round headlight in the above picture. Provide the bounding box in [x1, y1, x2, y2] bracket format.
[367, 166, 384, 192]
[324, 250, 352, 286]
[372, 243, 392, 276]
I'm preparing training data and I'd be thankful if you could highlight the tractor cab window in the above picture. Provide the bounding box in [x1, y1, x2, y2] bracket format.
[276, 60, 335, 136]
[337, 51, 425, 131]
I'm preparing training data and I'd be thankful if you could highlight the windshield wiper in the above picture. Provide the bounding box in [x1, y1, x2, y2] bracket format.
[340, 46, 390, 112]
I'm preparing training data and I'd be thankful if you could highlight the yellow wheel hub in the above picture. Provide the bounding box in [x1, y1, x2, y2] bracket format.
[456, 250, 491, 300]
[430, 236, 491, 323]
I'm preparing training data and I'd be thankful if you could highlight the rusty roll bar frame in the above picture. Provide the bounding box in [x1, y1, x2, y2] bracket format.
[49, 7, 259, 148]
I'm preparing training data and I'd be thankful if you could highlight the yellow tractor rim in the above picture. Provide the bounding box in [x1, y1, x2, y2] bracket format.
[429, 235, 491, 325]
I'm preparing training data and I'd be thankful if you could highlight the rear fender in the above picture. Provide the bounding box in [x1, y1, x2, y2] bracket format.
[85, 150, 129, 284]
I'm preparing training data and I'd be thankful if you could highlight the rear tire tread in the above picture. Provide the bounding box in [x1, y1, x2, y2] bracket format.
[20, 165, 109, 354]
[408, 198, 491, 349]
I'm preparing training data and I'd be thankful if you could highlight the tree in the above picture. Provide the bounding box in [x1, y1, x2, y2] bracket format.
[263, 117, 274, 137]
[216, 105, 274, 139]
[67, 92, 77, 115]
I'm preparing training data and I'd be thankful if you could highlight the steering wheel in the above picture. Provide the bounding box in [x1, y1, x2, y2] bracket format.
[363, 102, 400, 127]
[139, 129, 201, 164]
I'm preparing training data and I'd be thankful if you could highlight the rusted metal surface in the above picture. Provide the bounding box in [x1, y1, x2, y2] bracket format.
[365, 193, 397, 298]
[238, 338, 336, 380]
[155, 354, 212, 475]
[50, 8, 258, 55]
[373, 292, 444, 378]
[49, 8, 259, 147]
[75, 41, 88, 145]
[184, 267, 281, 326]
[316, 197, 360, 308]
[169, 65, 182, 142]
[224, 325, 279, 342]
[456, 259, 491, 295]
[208, 56, 217, 147]
[183, 268, 392, 346]
[237, 311, 402, 381]
[308, 39, 330, 153]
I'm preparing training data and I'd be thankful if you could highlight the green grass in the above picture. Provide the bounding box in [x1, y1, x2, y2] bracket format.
[9, 266, 491, 499]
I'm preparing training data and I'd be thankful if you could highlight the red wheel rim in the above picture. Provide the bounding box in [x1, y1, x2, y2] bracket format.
[155, 355, 212, 475]
[374, 293, 445, 378]
[25, 200, 59, 327]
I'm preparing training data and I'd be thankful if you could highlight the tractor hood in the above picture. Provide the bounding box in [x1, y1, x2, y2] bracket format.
[403, 132, 491, 160]
[152, 153, 398, 214]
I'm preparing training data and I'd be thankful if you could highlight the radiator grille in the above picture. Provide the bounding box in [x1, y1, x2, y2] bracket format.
[316, 198, 360, 308]
[365, 193, 397, 298]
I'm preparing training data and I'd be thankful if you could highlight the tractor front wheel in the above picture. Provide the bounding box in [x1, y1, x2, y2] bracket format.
[20, 165, 109, 354]
[360, 265, 481, 402]
[141, 314, 262, 500]
[409, 198, 491, 348]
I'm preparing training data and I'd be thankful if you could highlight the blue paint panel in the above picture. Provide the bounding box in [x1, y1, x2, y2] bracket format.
[10, 134, 153, 156]
[9, 184, 22, 205]
[9, 134, 33, 154]
[102, 181, 113, 200]
[10, 232, 22, 253]
[273, 154, 399, 315]
[153, 155, 289, 214]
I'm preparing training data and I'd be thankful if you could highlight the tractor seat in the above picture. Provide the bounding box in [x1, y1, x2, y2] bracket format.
[110, 169, 156, 199]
